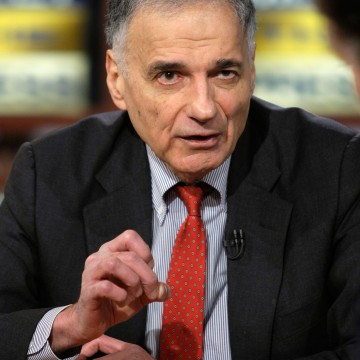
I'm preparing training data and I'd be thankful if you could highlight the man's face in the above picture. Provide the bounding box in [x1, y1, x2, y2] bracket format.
[107, 2, 256, 183]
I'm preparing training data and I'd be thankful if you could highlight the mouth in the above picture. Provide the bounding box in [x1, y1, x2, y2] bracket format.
[184, 135, 215, 141]
[180, 133, 221, 147]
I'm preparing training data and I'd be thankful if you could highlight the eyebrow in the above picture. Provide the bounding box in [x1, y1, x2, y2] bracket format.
[146, 58, 243, 77]
[215, 58, 243, 69]
[147, 61, 186, 77]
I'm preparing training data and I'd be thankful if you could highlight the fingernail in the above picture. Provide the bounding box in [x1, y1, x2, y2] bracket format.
[158, 283, 170, 301]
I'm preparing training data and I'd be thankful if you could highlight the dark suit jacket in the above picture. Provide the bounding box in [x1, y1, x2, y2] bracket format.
[0, 97, 360, 359]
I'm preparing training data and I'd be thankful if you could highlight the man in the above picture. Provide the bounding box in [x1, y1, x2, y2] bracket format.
[0, 0, 359, 359]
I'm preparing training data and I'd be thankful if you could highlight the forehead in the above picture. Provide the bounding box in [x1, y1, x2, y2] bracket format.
[125, 2, 246, 64]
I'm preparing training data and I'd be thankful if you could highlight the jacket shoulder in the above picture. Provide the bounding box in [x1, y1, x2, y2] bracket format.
[32, 110, 128, 150]
[28, 111, 136, 190]
[246, 97, 360, 194]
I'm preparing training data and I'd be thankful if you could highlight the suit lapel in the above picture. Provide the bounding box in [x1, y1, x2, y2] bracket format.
[83, 123, 153, 254]
[226, 114, 293, 359]
[82, 121, 152, 345]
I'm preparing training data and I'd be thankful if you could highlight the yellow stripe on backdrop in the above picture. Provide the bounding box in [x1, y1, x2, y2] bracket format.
[256, 9, 330, 54]
[0, 6, 88, 52]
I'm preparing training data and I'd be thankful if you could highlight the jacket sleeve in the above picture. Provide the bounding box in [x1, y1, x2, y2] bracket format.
[0, 142, 52, 359]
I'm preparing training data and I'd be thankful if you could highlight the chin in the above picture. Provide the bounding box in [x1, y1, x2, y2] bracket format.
[170, 153, 225, 179]
[175, 165, 218, 183]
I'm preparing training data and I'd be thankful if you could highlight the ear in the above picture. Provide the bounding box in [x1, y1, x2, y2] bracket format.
[106, 49, 127, 110]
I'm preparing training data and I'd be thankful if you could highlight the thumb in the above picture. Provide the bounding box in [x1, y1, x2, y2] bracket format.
[142, 281, 170, 304]
[157, 282, 171, 302]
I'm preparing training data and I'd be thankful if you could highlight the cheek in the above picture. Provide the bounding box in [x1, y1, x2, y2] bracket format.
[121, 79, 175, 147]
[221, 94, 249, 129]
[134, 102, 175, 152]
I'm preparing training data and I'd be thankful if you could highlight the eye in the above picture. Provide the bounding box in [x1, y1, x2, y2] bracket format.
[157, 71, 180, 85]
[218, 70, 237, 80]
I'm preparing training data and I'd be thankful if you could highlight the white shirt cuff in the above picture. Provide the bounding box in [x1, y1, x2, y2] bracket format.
[27, 306, 78, 360]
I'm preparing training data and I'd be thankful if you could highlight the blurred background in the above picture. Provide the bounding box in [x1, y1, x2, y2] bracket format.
[0, 0, 359, 199]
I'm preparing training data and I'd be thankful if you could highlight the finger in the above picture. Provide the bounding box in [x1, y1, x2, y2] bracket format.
[84, 274, 169, 307]
[86, 250, 159, 301]
[85, 279, 131, 306]
[84, 260, 145, 307]
[83, 254, 143, 300]
[145, 281, 170, 303]
[116, 251, 170, 302]
[99, 230, 154, 267]
[80, 335, 128, 358]
[158, 282, 170, 302]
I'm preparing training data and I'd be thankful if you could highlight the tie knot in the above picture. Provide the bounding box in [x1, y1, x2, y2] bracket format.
[175, 184, 204, 217]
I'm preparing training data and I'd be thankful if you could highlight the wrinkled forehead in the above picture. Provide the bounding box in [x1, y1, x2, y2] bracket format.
[129, 0, 241, 27]
[110, 0, 252, 71]
[127, 1, 243, 44]
[124, 1, 249, 70]
[128, 1, 243, 39]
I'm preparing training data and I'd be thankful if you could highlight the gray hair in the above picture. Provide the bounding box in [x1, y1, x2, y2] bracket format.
[105, 0, 257, 69]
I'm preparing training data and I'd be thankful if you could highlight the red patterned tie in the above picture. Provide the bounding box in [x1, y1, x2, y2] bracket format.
[160, 184, 206, 360]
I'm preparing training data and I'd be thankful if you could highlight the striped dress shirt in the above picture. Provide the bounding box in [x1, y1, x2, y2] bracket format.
[145, 146, 232, 359]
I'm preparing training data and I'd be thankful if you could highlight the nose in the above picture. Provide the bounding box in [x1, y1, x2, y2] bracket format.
[186, 77, 217, 122]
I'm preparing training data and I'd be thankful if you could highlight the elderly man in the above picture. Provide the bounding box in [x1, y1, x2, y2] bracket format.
[0, 0, 359, 359]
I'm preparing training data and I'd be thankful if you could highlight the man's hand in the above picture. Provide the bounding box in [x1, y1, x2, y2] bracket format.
[50, 230, 169, 353]
[77, 335, 155, 360]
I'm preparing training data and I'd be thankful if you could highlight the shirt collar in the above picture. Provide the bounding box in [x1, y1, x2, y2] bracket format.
[146, 145, 230, 224]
